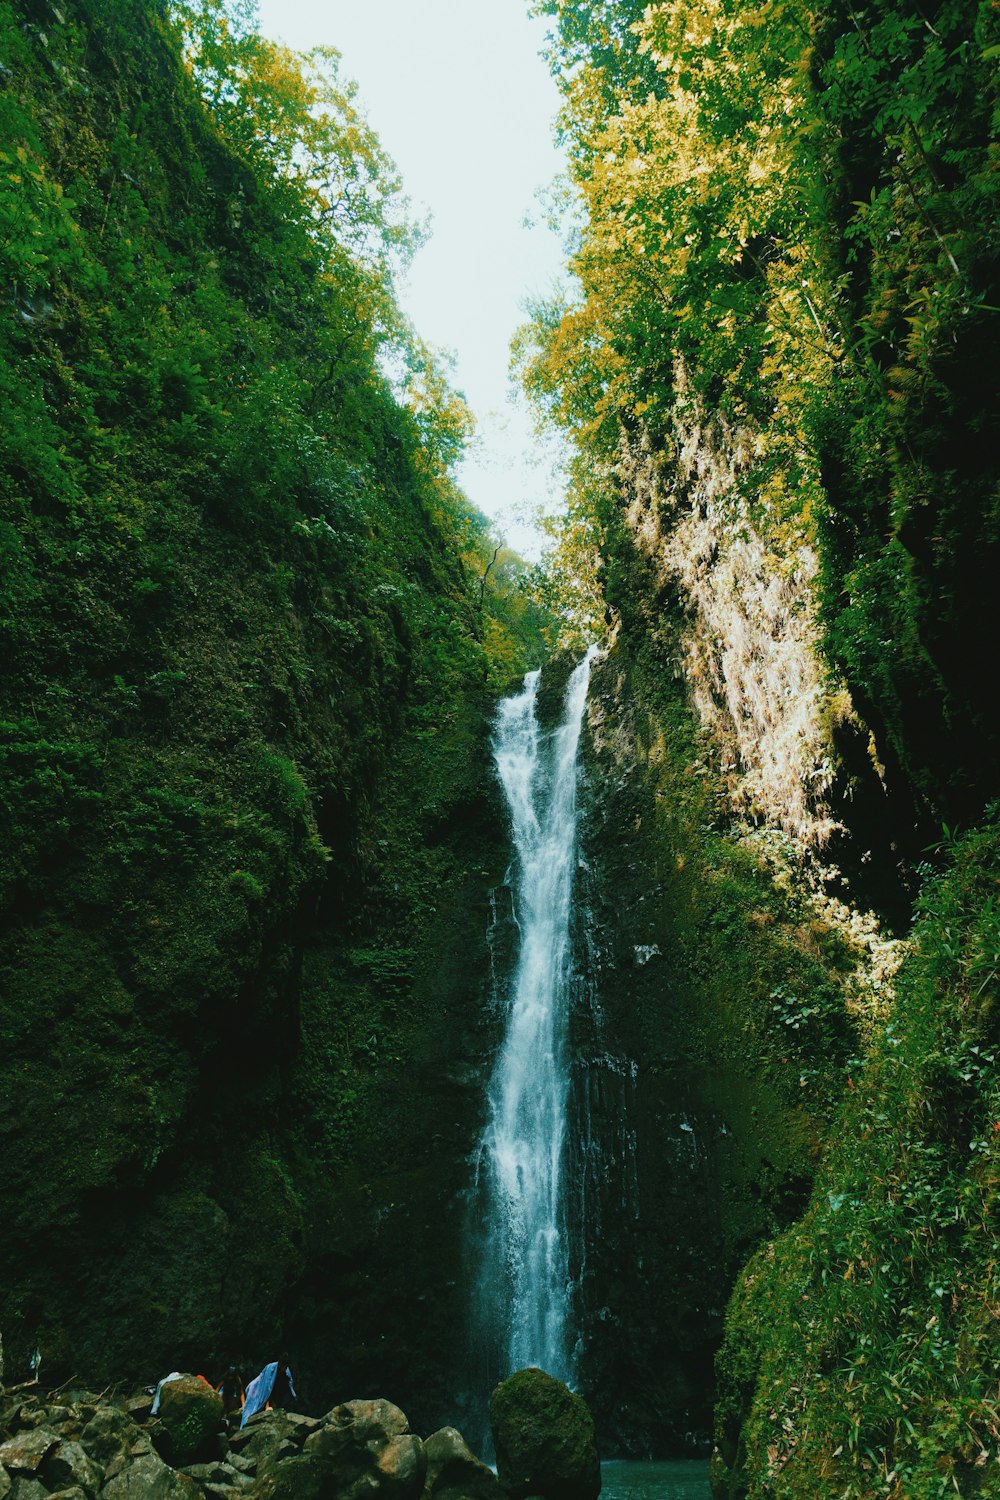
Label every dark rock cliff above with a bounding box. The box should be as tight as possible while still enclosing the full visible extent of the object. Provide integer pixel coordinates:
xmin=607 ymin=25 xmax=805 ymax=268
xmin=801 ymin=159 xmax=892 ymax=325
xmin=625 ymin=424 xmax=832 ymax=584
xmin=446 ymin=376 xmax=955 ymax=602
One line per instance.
xmin=565 ymin=637 xmax=880 ymax=1457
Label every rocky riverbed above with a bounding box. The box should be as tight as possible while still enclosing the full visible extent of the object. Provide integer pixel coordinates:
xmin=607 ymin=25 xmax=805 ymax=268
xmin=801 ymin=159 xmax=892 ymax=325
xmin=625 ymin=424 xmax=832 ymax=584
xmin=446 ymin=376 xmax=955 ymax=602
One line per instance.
xmin=0 ymin=1366 xmax=600 ymax=1500
xmin=0 ymin=1381 xmax=500 ymax=1500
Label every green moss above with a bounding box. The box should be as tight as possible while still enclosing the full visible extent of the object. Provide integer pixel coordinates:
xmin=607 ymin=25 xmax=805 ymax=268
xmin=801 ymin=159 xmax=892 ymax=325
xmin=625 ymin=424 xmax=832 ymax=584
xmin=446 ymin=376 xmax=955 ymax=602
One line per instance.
xmin=576 ymin=632 xmax=874 ymax=1450
xmin=713 ymin=811 xmax=1000 ymax=1498
xmin=0 ymin=0 xmax=504 ymax=1412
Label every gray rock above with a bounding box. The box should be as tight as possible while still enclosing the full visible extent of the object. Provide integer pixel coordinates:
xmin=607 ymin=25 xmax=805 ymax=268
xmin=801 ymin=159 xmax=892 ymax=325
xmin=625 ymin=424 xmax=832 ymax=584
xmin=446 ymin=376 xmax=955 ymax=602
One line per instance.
xmin=231 ymin=1415 xmax=300 ymax=1478
xmin=54 ymin=1421 xmax=86 ymax=1442
xmin=300 ymin=1426 xmax=351 ymax=1465
xmin=235 ymin=1428 xmax=296 ymax=1476
xmin=302 ymin=1401 xmax=423 ymax=1500
xmin=422 ymin=1428 xmax=500 ymax=1500
xmin=323 ymin=1400 xmax=410 ymax=1442
xmin=277 ymin=1414 xmax=320 ymax=1440
xmin=254 ymin=1440 xmax=298 ymax=1478
xmin=0 ymin=1467 xmax=10 ymax=1499
xmin=225 ymin=1428 xmax=256 ymax=1455
xmin=45 ymin=1490 xmax=89 ymax=1500
xmin=250 ymin=1454 xmax=334 ymax=1499
xmin=0 ymin=1428 xmax=58 ymax=1473
xmin=182 ymin=1461 xmax=252 ymax=1492
xmin=124 ymin=1397 xmax=153 ymax=1425
xmin=12 ymin=1408 xmax=47 ymax=1434
xmin=375 ymin=1435 xmax=425 ymax=1500
xmin=9 ymin=1479 xmax=48 ymax=1500
xmin=81 ymin=1408 xmax=144 ymax=1469
xmin=102 ymin=1438 xmax=155 ymax=1484
xmin=100 ymin=1449 xmax=203 ymax=1499
xmin=43 ymin=1437 xmax=102 ymax=1495
xmin=43 ymin=1408 xmax=75 ymax=1427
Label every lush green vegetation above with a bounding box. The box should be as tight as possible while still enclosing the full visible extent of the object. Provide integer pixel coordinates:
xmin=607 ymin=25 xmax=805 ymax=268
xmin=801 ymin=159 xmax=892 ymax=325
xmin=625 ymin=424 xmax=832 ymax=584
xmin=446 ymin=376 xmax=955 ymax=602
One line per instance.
xmin=3 ymin=0 xmax=998 ymax=1479
xmin=575 ymin=631 xmax=902 ymax=1451
xmin=521 ymin=0 xmax=1000 ymax=1492
xmin=523 ymin=0 xmax=999 ymax=834
xmin=0 ymin=0 xmax=550 ymax=1405
xmin=716 ymin=813 xmax=1000 ymax=1497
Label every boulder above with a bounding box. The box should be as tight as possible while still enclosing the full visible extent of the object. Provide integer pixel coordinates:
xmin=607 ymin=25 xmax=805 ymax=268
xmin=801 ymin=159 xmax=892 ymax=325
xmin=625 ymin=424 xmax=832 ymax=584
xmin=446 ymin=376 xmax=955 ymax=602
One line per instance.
xmin=489 ymin=1370 xmax=600 ymax=1500
xmin=124 ymin=1395 xmax=153 ymax=1424
xmin=9 ymin=1479 xmax=48 ymax=1500
xmin=250 ymin=1453 xmax=335 ymax=1499
xmin=422 ymin=1427 xmax=500 ymax=1500
xmin=302 ymin=1400 xmax=423 ymax=1500
xmin=100 ymin=1449 xmax=203 ymax=1499
xmin=80 ymin=1407 xmax=144 ymax=1469
xmin=231 ymin=1411 xmax=302 ymax=1476
xmin=13 ymin=1413 xmax=47 ymax=1434
xmin=0 ymin=1470 xmax=10 ymax=1500
xmin=276 ymin=1413 xmax=320 ymax=1441
xmin=42 ymin=1437 xmax=101 ymax=1494
xmin=41 ymin=1407 xmax=75 ymax=1429
xmin=157 ymin=1375 xmax=224 ymax=1466
xmin=375 ymin=1435 xmax=426 ymax=1500
xmin=323 ymin=1400 xmax=410 ymax=1442
xmin=0 ymin=1428 xmax=58 ymax=1473
xmin=182 ymin=1459 xmax=253 ymax=1490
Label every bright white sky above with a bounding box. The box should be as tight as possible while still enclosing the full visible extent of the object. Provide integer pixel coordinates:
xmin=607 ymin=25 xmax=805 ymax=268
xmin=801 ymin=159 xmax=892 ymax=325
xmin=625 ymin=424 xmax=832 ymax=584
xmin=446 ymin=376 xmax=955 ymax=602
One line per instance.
xmin=255 ymin=0 xmax=570 ymax=557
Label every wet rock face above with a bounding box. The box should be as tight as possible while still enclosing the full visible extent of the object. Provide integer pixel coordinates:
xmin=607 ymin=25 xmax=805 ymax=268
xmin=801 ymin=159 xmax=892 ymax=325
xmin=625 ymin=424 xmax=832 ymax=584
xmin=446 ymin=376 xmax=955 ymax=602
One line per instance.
xmin=567 ymin=644 xmax=855 ymax=1455
xmin=489 ymin=1369 xmax=600 ymax=1500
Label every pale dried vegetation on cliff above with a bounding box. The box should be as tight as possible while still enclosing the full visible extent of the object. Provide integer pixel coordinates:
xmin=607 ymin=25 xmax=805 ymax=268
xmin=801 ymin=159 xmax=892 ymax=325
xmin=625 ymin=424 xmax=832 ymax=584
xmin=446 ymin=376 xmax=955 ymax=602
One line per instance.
xmin=618 ymin=373 xmax=853 ymax=851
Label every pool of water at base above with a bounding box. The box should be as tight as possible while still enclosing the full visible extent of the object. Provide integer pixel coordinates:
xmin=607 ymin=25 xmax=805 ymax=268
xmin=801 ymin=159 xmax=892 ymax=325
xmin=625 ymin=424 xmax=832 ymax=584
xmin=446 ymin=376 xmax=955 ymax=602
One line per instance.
xmin=601 ymin=1459 xmax=711 ymax=1500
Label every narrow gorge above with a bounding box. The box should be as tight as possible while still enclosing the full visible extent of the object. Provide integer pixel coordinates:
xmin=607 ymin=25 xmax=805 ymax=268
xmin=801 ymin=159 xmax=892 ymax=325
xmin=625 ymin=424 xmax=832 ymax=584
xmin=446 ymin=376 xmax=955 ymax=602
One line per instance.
xmin=1 ymin=1 xmax=998 ymax=1499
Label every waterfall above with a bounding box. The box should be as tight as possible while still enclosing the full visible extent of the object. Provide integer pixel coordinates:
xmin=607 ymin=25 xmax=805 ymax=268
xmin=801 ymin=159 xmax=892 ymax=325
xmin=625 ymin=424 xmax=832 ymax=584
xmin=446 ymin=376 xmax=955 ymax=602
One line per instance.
xmin=475 ymin=648 xmax=597 ymax=1384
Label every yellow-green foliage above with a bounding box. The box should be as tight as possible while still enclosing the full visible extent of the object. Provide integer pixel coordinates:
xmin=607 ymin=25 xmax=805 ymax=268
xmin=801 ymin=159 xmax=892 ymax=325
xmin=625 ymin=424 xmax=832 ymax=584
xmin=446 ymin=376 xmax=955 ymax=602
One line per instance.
xmin=525 ymin=0 xmax=1000 ymax=834
xmin=525 ymin=0 xmax=1000 ymax=1484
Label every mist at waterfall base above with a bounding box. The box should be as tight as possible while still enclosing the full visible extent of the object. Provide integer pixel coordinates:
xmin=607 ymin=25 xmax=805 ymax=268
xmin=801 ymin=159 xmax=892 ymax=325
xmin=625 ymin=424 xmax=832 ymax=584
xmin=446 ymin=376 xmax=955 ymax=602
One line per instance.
xmin=469 ymin=650 xmax=596 ymax=1416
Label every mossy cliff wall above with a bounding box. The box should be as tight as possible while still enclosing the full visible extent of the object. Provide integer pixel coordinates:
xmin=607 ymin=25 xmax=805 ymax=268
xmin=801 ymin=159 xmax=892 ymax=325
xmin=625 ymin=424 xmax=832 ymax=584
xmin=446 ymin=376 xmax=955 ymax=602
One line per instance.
xmin=520 ymin=3 xmax=998 ymax=1485
xmin=565 ymin=634 xmax=885 ymax=1458
xmin=0 ymin=0 xmax=509 ymax=1429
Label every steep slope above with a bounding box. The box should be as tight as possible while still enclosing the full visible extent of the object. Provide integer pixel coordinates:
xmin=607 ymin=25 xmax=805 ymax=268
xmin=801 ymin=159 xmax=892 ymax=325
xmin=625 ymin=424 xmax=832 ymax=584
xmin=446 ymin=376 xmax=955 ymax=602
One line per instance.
xmin=0 ymin=0 xmax=513 ymax=1426
xmin=522 ymin=0 xmax=1000 ymax=1491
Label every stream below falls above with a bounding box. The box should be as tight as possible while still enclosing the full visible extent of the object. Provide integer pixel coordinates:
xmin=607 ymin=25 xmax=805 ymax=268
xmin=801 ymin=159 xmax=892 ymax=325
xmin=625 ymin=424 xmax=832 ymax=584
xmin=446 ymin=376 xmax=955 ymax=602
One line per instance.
xmin=601 ymin=1461 xmax=711 ymax=1500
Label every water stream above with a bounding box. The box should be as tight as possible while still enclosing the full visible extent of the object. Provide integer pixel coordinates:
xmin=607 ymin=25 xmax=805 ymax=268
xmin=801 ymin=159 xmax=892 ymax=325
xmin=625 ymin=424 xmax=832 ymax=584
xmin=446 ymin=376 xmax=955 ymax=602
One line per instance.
xmin=475 ymin=649 xmax=597 ymax=1383
xmin=600 ymin=1461 xmax=711 ymax=1500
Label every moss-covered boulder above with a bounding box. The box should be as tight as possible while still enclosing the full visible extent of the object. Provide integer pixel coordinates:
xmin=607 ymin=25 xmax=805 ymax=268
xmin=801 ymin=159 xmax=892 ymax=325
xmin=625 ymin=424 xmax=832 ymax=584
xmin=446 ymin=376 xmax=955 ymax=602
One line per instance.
xmin=489 ymin=1369 xmax=600 ymax=1500
xmin=155 ymin=1375 xmax=223 ymax=1466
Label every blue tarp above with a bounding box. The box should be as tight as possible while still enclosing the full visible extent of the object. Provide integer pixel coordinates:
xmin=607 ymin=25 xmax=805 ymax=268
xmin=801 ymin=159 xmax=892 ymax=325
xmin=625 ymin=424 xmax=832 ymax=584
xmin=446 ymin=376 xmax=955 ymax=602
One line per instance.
xmin=150 ymin=1372 xmax=183 ymax=1416
xmin=241 ymin=1362 xmax=297 ymax=1427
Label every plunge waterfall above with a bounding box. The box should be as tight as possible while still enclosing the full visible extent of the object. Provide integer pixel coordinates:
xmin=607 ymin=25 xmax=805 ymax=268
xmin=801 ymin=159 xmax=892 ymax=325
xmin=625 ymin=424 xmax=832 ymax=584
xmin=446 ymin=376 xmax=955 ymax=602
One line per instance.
xmin=475 ymin=648 xmax=597 ymax=1384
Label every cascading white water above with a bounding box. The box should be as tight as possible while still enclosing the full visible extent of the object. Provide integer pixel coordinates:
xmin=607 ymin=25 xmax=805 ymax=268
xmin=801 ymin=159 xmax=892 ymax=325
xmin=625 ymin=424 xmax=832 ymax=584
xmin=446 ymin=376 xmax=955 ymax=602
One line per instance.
xmin=476 ymin=648 xmax=597 ymax=1382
